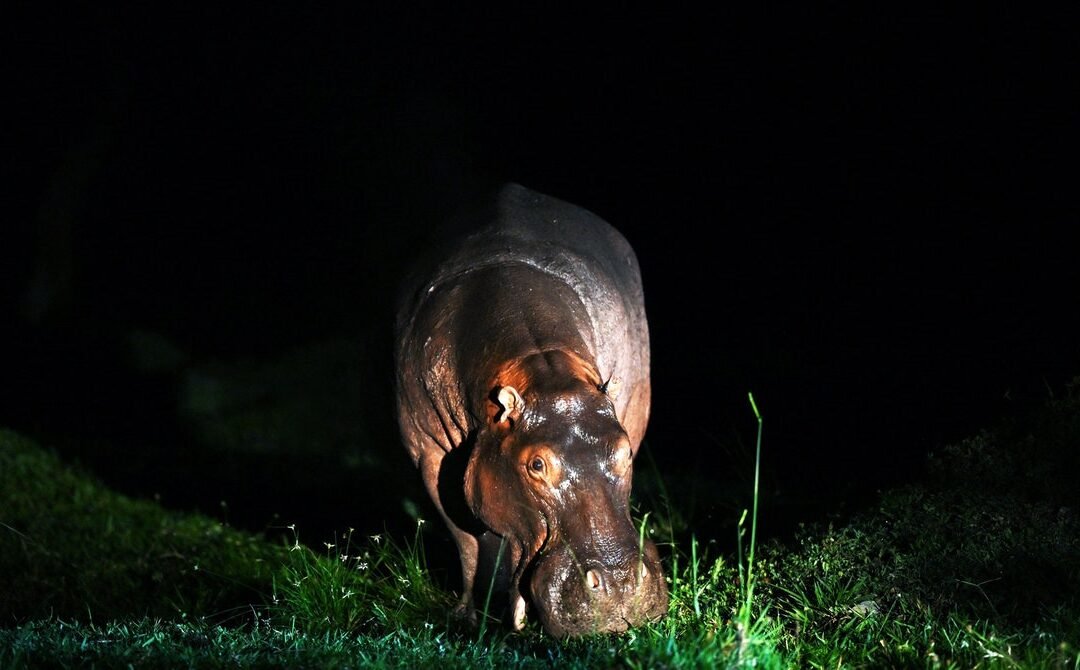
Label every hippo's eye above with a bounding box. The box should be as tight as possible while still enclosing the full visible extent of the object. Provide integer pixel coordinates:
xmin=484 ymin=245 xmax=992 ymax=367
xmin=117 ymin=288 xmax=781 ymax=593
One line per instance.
xmin=524 ymin=449 xmax=559 ymax=483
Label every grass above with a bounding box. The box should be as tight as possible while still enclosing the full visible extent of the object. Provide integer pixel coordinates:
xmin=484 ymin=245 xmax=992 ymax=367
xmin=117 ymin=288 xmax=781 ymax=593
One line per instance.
xmin=3 ymin=376 xmax=1080 ymax=668
xmin=0 ymin=429 xmax=288 ymax=625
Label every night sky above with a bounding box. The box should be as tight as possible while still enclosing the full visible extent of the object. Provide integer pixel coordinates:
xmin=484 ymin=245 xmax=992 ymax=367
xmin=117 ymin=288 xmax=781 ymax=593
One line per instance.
xmin=6 ymin=7 xmax=1079 ymax=541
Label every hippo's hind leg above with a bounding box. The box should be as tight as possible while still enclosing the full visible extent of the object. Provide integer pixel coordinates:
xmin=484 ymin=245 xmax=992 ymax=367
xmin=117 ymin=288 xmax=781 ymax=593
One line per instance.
xmin=419 ymin=450 xmax=480 ymax=622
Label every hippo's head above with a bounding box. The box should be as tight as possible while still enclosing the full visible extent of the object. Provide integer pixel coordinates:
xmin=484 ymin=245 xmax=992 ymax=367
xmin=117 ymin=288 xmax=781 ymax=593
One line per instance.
xmin=464 ymin=376 xmax=668 ymax=637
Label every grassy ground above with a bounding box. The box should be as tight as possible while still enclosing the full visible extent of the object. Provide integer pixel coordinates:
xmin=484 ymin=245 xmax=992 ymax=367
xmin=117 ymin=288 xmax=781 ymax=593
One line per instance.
xmin=3 ymin=369 xmax=1079 ymax=668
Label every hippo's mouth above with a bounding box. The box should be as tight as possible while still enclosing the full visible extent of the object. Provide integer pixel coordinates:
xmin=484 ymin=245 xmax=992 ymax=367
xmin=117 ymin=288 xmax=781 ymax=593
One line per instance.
xmin=524 ymin=540 xmax=668 ymax=637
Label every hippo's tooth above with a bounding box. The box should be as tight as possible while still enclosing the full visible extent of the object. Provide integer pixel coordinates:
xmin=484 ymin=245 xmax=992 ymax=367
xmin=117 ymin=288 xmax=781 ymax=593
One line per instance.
xmin=512 ymin=595 xmax=527 ymax=630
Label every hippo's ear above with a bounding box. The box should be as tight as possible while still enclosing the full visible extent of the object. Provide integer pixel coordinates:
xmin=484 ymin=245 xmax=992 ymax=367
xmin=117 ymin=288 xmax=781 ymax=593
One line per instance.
xmin=493 ymin=385 xmax=524 ymax=424
xmin=599 ymin=376 xmax=622 ymax=401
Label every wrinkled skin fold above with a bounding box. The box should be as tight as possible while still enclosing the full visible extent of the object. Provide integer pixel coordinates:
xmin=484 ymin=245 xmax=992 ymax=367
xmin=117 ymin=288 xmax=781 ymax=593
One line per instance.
xmin=394 ymin=183 xmax=668 ymax=636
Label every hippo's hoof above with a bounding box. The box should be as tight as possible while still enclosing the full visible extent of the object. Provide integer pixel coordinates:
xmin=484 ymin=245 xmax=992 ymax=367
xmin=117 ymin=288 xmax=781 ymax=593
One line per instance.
xmin=451 ymin=602 xmax=478 ymax=628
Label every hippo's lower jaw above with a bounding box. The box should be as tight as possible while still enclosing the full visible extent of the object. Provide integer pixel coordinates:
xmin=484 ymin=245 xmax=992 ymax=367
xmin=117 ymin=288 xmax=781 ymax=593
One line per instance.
xmin=527 ymin=543 xmax=669 ymax=637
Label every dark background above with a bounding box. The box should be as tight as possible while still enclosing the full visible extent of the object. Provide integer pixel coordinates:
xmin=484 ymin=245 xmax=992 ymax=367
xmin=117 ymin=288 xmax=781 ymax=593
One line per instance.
xmin=4 ymin=7 xmax=1078 ymax=548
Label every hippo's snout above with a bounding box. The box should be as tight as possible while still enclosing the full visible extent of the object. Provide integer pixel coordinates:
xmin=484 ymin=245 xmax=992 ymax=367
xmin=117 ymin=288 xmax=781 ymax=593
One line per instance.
xmin=529 ymin=539 xmax=668 ymax=637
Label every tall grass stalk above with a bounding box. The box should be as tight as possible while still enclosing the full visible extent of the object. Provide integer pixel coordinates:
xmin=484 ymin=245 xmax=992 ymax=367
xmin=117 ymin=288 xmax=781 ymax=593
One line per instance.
xmin=738 ymin=392 xmax=764 ymax=634
xmin=636 ymin=511 xmax=653 ymax=595
xmin=690 ymin=534 xmax=701 ymax=618
xmin=478 ymin=535 xmax=507 ymax=640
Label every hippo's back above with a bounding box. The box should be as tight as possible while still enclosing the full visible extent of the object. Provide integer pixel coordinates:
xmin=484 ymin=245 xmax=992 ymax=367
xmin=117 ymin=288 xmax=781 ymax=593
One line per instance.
xmin=394 ymin=183 xmax=651 ymax=454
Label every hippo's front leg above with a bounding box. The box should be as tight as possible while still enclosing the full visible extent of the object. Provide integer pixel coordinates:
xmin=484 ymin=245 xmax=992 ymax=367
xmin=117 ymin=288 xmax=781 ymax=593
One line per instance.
xmin=418 ymin=451 xmax=479 ymax=622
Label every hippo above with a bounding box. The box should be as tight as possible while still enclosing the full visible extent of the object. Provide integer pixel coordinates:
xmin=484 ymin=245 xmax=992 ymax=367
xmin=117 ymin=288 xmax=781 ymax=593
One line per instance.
xmin=393 ymin=183 xmax=667 ymax=637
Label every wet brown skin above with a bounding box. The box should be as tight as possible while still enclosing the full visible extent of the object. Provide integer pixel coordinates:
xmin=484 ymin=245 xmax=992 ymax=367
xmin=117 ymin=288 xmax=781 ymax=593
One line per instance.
xmin=394 ymin=184 xmax=667 ymax=636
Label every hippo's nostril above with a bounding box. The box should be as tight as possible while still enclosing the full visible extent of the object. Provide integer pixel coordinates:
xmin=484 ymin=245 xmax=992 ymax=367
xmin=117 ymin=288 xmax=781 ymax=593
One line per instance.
xmin=585 ymin=569 xmax=603 ymax=591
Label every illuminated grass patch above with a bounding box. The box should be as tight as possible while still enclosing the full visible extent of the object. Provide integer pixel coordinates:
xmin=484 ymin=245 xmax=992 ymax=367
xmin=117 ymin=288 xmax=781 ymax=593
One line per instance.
xmin=3 ymin=376 xmax=1079 ymax=667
